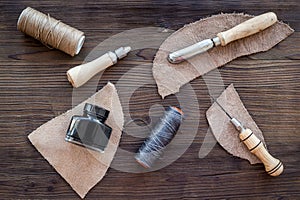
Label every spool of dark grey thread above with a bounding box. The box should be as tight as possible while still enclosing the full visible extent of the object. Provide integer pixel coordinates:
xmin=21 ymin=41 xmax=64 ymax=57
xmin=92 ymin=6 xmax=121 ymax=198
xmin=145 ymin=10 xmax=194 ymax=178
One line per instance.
xmin=135 ymin=106 xmax=184 ymax=168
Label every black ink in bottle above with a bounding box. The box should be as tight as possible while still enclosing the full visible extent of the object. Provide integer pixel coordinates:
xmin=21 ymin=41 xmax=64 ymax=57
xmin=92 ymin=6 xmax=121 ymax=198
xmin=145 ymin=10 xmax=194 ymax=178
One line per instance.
xmin=65 ymin=103 xmax=112 ymax=152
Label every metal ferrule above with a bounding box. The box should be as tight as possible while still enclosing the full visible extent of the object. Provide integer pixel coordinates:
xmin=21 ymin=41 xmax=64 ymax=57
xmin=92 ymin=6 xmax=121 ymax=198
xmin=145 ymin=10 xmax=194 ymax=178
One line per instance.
xmin=108 ymin=46 xmax=131 ymax=64
xmin=230 ymin=118 xmax=245 ymax=133
xmin=107 ymin=51 xmax=118 ymax=64
xmin=212 ymin=36 xmax=221 ymax=46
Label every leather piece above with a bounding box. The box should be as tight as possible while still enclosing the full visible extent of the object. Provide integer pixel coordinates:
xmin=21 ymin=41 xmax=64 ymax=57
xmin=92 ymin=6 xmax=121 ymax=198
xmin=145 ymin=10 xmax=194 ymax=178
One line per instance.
xmin=206 ymin=84 xmax=265 ymax=164
xmin=153 ymin=13 xmax=294 ymax=98
xmin=28 ymin=82 xmax=124 ymax=198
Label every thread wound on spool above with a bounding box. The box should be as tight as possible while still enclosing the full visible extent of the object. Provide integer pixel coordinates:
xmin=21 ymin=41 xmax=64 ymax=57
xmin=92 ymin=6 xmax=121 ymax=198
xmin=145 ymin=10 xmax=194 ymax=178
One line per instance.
xmin=17 ymin=7 xmax=85 ymax=56
xmin=135 ymin=106 xmax=183 ymax=168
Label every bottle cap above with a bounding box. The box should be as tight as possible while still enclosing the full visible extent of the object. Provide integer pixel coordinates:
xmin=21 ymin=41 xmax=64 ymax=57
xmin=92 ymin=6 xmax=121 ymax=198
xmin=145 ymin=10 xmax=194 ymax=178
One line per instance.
xmin=84 ymin=103 xmax=110 ymax=121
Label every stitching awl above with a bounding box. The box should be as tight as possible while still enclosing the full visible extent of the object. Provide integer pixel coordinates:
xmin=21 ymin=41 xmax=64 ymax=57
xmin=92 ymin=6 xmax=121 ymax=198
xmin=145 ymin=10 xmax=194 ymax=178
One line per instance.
xmin=210 ymin=95 xmax=284 ymax=176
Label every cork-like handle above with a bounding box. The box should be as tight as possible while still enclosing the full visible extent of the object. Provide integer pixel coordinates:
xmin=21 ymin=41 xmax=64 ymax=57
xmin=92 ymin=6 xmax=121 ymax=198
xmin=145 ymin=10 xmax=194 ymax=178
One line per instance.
xmin=67 ymin=53 xmax=114 ymax=88
xmin=217 ymin=12 xmax=277 ymax=46
xmin=239 ymin=129 xmax=283 ymax=176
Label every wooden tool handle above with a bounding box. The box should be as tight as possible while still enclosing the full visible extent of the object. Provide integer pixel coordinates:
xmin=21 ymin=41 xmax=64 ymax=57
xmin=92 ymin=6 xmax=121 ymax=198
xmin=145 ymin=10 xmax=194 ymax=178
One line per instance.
xmin=217 ymin=12 xmax=277 ymax=46
xmin=239 ymin=128 xmax=283 ymax=176
xmin=67 ymin=53 xmax=114 ymax=88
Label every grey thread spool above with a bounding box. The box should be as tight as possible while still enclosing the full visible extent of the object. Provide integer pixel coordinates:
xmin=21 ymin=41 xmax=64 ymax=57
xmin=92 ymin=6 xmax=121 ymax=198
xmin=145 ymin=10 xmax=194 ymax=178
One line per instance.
xmin=135 ymin=106 xmax=183 ymax=168
xmin=17 ymin=7 xmax=85 ymax=56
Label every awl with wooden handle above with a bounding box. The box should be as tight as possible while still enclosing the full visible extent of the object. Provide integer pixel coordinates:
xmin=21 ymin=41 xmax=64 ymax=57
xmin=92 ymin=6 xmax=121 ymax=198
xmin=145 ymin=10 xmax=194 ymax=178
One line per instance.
xmin=213 ymin=98 xmax=284 ymax=176
xmin=67 ymin=46 xmax=131 ymax=88
xmin=168 ymin=12 xmax=277 ymax=63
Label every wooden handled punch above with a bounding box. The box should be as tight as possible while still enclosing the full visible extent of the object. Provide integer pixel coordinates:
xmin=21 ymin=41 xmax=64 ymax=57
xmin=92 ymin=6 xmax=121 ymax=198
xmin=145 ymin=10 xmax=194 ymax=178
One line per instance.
xmin=168 ymin=12 xmax=277 ymax=63
xmin=67 ymin=46 xmax=131 ymax=88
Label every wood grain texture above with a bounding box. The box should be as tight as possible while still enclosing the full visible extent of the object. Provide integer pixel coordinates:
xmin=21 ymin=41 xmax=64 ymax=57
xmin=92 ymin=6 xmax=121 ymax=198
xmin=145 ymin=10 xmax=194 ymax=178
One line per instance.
xmin=0 ymin=0 xmax=299 ymax=199
xmin=239 ymin=128 xmax=284 ymax=176
xmin=217 ymin=12 xmax=277 ymax=45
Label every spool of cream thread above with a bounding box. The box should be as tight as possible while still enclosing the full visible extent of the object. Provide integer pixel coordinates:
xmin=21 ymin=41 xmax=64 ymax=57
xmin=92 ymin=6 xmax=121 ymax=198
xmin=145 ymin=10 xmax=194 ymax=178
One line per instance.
xmin=17 ymin=7 xmax=85 ymax=56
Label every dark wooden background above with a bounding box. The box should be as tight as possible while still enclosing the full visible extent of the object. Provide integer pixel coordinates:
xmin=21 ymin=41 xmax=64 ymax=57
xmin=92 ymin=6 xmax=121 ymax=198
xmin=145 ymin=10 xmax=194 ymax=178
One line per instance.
xmin=0 ymin=0 xmax=299 ymax=199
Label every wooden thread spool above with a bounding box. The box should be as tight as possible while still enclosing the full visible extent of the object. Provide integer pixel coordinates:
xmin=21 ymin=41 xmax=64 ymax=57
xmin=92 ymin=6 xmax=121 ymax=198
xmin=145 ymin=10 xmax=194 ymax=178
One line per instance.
xmin=17 ymin=7 xmax=85 ymax=56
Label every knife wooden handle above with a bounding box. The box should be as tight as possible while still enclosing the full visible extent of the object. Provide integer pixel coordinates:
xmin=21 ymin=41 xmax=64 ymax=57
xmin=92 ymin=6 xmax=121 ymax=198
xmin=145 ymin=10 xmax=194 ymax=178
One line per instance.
xmin=239 ymin=128 xmax=283 ymax=176
xmin=217 ymin=12 xmax=277 ymax=46
xmin=67 ymin=53 xmax=114 ymax=88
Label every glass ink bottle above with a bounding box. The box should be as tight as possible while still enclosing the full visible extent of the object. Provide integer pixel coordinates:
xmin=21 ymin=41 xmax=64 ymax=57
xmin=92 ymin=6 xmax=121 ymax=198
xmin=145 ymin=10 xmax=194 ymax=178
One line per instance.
xmin=65 ymin=103 xmax=112 ymax=152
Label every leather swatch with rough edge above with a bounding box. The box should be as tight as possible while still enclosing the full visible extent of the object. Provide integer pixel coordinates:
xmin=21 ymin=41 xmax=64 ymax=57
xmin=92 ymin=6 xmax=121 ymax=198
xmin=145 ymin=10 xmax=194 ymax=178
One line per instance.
xmin=153 ymin=13 xmax=294 ymax=98
xmin=28 ymin=82 xmax=124 ymax=198
xmin=206 ymin=84 xmax=266 ymax=164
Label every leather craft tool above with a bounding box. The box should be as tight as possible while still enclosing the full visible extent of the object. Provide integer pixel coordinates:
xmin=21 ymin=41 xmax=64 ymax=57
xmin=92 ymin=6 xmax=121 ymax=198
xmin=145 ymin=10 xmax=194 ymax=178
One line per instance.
xmin=67 ymin=46 xmax=131 ymax=88
xmin=168 ymin=12 xmax=277 ymax=63
xmin=212 ymin=97 xmax=284 ymax=176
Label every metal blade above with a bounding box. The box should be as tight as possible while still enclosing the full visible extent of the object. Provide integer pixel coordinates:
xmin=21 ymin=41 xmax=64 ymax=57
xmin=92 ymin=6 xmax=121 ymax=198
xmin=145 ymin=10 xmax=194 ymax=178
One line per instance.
xmin=210 ymin=95 xmax=246 ymax=132
xmin=209 ymin=95 xmax=233 ymax=119
xmin=168 ymin=39 xmax=214 ymax=63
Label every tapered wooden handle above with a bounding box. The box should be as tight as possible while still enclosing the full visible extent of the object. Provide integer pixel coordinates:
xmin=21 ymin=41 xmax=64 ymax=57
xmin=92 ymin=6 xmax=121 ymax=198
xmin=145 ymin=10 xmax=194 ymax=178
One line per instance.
xmin=217 ymin=12 xmax=277 ymax=46
xmin=239 ymin=128 xmax=283 ymax=176
xmin=67 ymin=53 xmax=114 ymax=88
